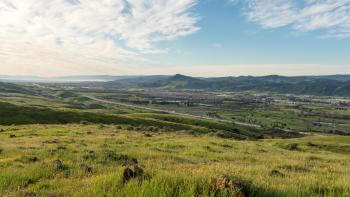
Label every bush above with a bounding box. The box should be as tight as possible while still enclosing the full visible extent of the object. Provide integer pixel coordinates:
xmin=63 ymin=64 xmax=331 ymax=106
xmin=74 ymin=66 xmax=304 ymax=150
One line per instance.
xmin=284 ymin=143 xmax=300 ymax=151
xmin=80 ymin=120 xmax=89 ymax=125
xmin=215 ymin=131 xmax=245 ymax=140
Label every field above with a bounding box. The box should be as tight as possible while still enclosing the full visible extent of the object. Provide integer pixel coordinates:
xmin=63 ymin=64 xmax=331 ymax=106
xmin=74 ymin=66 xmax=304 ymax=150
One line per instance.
xmin=75 ymin=89 xmax=350 ymax=135
xmin=0 ymin=85 xmax=350 ymax=196
xmin=1 ymin=124 xmax=350 ymax=196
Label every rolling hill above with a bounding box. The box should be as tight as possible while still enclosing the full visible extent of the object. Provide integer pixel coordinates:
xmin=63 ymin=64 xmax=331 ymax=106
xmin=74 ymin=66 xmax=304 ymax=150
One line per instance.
xmin=113 ymin=74 xmax=350 ymax=96
xmin=0 ymin=82 xmax=36 ymax=95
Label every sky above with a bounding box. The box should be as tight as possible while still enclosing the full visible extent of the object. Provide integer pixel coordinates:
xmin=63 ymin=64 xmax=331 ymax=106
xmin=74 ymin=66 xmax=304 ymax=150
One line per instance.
xmin=1 ymin=0 xmax=350 ymax=77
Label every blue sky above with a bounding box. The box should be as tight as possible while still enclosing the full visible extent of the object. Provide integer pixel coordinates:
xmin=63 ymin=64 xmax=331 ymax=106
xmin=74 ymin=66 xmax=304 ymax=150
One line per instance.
xmin=154 ymin=0 xmax=350 ymax=65
xmin=1 ymin=0 xmax=350 ymax=76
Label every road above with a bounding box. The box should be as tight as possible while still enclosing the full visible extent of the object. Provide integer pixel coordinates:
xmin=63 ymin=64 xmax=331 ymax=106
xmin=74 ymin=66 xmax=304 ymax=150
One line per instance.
xmin=85 ymin=95 xmax=313 ymax=137
xmin=84 ymin=95 xmax=262 ymax=128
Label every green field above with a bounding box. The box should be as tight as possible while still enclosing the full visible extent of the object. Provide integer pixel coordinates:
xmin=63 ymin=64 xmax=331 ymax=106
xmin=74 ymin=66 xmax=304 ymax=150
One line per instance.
xmin=0 ymin=124 xmax=349 ymax=196
xmin=0 ymin=89 xmax=350 ymax=196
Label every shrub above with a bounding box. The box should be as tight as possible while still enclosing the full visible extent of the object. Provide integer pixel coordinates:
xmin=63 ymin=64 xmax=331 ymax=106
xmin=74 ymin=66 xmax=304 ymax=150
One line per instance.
xmin=80 ymin=120 xmax=89 ymax=125
xmin=284 ymin=143 xmax=300 ymax=151
xmin=215 ymin=131 xmax=245 ymax=140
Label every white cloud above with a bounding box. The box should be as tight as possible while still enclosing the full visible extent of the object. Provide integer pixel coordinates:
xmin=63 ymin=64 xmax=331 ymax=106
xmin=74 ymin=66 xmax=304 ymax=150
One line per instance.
xmin=245 ymin=0 xmax=350 ymax=38
xmin=0 ymin=0 xmax=199 ymax=75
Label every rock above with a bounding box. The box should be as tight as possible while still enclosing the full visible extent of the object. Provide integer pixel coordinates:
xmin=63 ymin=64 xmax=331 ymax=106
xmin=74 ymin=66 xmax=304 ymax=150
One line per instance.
xmin=122 ymin=165 xmax=146 ymax=183
xmin=123 ymin=168 xmax=135 ymax=183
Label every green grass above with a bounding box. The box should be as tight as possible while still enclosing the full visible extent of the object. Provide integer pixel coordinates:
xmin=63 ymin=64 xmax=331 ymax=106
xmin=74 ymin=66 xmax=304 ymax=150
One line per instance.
xmin=0 ymin=91 xmax=349 ymax=196
xmin=0 ymin=100 xmax=260 ymax=139
xmin=0 ymin=124 xmax=349 ymax=196
xmin=218 ymin=103 xmax=350 ymax=133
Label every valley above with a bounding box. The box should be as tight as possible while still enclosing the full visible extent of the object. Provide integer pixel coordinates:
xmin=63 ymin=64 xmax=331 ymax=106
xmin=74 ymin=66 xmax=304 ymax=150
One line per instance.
xmin=1 ymin=78 xmax=350 ymax=196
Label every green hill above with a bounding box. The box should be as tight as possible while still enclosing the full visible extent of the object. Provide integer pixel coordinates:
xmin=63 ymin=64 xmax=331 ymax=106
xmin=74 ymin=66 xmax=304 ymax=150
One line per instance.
xmin=0 ymin=82 xmax=36 ymax=95
xmin=131 ymin=74 xmax=350 ymax=96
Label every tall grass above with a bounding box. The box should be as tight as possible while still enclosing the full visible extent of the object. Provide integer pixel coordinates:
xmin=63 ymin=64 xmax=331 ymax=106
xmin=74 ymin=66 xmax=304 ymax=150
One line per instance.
xmin=0 ymin=124 xmax=349 ymax=196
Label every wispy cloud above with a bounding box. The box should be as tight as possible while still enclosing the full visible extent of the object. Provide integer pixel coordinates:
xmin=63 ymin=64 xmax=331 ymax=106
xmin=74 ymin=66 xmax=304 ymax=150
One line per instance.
xmin=0 ymin=0 xmax=199 ymax=75
xmin=244 ymin=0 xmax=350 ymax=38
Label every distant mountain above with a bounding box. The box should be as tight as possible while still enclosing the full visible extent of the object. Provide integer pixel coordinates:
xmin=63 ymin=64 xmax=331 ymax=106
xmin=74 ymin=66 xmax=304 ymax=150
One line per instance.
xmin=0 ymin=75 xmax=138 ymax=82
xmin=142 ymin=74 xmax=210 ymax=89
xmin=121 ymin=74 xmax=350 ymax=96
xmin=2 ymin=74 xmax=349 ymax=83
xmin=112 ymin=75 xmax=170 ymax=85
xmin=309 ymin=75 xmax=350 ymax=81
xmin=2 ymin=74 xmax=350 ymax=96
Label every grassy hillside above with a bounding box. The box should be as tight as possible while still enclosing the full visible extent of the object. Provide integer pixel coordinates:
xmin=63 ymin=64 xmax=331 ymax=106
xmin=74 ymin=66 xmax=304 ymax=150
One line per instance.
xmin=0 ymin=101 xmax=260 ymax=139
xmin=1 ymin=86 xmax=349 ymax=196
xmin=0 ymin=82 xmax=36 ymax=95
xmin=0 ymin=124 xmax=349 ymax=196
